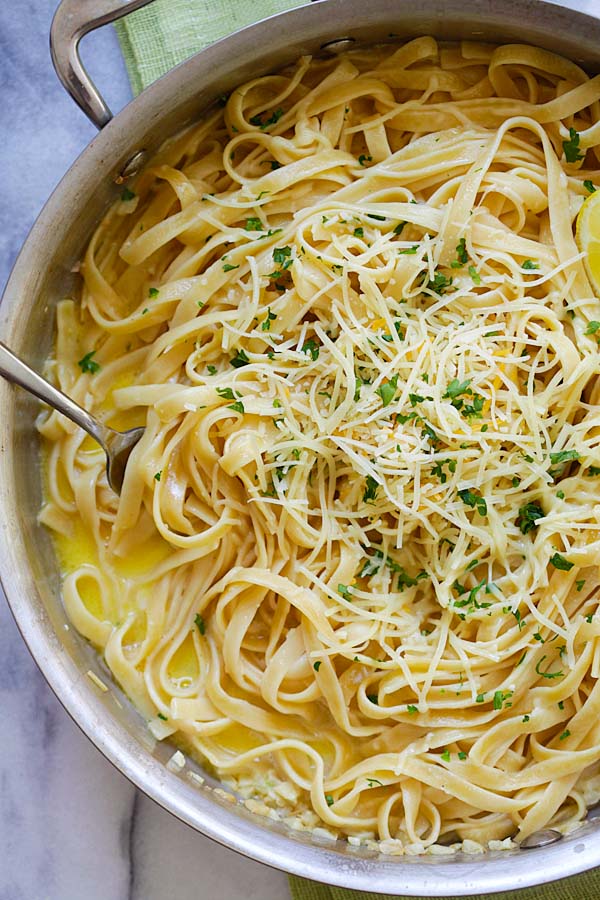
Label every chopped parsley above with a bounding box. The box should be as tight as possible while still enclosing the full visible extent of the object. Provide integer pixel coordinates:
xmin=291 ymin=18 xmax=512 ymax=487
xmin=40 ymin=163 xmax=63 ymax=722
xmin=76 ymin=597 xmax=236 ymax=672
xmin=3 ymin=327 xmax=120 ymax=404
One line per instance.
xmin=586 ymin=321 xmax=600 ymax=335
xmin=77 ymin=351 xmax=100 ymax=374
xmin=366 ymin=778 xmax=383 ymax=788
xmin=353 ymin=227 xmax=364 ymax=238
xmin=120 ymin=187 xmax=135 ymax=201
xmin=549 ymin=552 xmax=574 ymax=571
xmin=376 ymin=374 xmax=398 ymax=407
xmin=227 ymin=400 xmax=245 ymax=414
xmin=563 ymin=126 xmax=584 ymax=163
xmin=559 ymin=729 xmax=571 ymax=741
xmin=576 ymin=579 xmax=586 ymax=592
xmin=584 ymin=180 xmax=596 ymax=194
xmin=337 ymin=583 xmax=353 ymax=600
xmin=522 ymin=259 xmax=539 ymax=270
xmin=441 ymin=749 xmax=451 ymax=762
xmin=458 ymin=488 xmax=487 ymax=516
xmin=157 ymin=713 xmax=168 ymax=721
xmin=194 ymin=614 xmax=206 ymax=635
xmin=313 ymin=661 xmax=321 ymax=672
xmin=468 ymin=265 xmax=481 ymax=285
xmin=535 ymin=655 xmax=564 ymax=679
xmin=363 ymin=475 xmax=379 ymax=503
xmin=148 ymin=287 xmax=159 ymax=298
xmin=407 ymin=704 xmax=418 ymax=715
xmin=301 ymin=339 xmax=320 ymax=361
xmin=154 ymin=471 xmax=161 ymax=482
xmin=261 ymin=308 xmax=277 ymax=331
xmin=325 ymin=794 xmax=334 ymax=806
xmin=216 ymin=387 xmax=237 ymax=400
xmin=493 ymin=690 xmax=513 ymax=710
xmin=549 ymin=449 xmax=579 ymax=465
xmin=250 ymin=107 xmax=284 ymax=130
xmin=517 ymin=501 xmax=545 ymax=535
xmin=358 ymin=154 xmax=373 ymax=166
xmin=244 ymin=217 xmax=263 ymax=231
xmin=230 ymin=349 xmax=250 ymax=368
xmin=431 ymin=458 xmax=457 ymax=484
xmin=223 ymin=263 xmax=239 ymax=272
xmin=398 ymin=245 xmax=419 ymax=254
xmin=423 ymin=270 xmax=453 ymax=294
xmin=452 ymin=237 xmax=468 ymax=267
xmin=393 ymin=222 xmax=406 ymax=235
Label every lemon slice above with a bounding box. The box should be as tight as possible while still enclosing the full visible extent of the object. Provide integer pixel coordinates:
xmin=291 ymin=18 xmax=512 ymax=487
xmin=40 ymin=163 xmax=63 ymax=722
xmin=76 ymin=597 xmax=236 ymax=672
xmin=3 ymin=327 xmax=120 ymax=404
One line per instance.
xmin=576 ymin=189 xmax=600 ymax=295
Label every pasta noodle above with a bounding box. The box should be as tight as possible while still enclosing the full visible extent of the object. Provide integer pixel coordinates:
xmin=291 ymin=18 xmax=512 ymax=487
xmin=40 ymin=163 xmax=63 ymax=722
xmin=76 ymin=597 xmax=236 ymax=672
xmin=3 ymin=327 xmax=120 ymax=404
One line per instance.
xmin=39 ymin=37 xmax=600 ymax=850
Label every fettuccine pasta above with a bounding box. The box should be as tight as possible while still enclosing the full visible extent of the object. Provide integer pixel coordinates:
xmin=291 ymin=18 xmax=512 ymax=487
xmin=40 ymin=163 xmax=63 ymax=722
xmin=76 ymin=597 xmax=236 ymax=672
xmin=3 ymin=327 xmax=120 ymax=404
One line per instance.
xmin=39 ymin=37 xmax=600 ymax=851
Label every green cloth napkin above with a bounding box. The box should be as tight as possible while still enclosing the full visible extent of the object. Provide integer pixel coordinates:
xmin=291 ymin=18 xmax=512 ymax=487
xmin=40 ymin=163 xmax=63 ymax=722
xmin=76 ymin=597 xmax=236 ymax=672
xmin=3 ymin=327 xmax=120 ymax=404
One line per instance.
xmin=115 ymin=3 xmax=600 ymax=897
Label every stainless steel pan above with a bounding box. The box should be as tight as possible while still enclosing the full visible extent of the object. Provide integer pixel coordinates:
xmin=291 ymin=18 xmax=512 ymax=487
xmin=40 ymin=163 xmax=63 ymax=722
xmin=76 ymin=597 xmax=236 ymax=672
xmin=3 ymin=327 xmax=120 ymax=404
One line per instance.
xmin=2 ymin=0 xmax=600 ymax=893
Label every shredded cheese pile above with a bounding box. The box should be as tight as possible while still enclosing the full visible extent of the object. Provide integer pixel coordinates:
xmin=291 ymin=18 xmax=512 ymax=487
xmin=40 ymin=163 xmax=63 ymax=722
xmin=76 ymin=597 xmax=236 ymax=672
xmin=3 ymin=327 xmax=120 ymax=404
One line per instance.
xmin=40 ymin=37 xmax=600 ymax=849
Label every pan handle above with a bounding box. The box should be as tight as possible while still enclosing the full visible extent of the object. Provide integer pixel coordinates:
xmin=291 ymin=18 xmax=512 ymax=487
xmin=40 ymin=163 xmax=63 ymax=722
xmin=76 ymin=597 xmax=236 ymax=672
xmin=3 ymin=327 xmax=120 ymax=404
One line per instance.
xmin=50 ymin=0 xmax=155 ymax=130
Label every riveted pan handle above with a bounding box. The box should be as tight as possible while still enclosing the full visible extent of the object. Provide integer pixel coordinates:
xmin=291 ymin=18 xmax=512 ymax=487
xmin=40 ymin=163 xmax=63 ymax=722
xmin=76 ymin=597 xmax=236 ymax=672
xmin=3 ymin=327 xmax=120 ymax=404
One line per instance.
xmin=50 ymin=0 xmax=155 ymax=130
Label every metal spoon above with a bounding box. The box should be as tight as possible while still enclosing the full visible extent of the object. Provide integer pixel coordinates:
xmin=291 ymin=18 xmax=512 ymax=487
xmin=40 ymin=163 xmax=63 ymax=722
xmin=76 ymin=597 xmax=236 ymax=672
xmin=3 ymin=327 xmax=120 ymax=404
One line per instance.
xmin=0 ymin=341 xmax=143 ymax=493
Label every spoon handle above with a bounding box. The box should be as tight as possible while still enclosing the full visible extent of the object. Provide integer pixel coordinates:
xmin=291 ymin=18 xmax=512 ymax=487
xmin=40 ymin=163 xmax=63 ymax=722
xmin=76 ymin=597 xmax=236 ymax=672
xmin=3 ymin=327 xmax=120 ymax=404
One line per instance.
xmin=0 ymin=341 xmax=108 ymax=449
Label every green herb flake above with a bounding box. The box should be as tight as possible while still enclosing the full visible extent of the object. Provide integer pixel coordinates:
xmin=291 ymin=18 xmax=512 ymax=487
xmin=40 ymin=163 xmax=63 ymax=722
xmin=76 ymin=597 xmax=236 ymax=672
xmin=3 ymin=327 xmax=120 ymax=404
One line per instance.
xmin=523 ymin=714 xmax=530 ymax=723
xmin=454 ymin=237 xmax=468 ymax=265
xmin=468 ymin=265 xmax=481 ymax=285
xmin=363 ymin=475 xmax=379 ymax=503
xmin=154 ymin=471 xmax=162 ymax=482
xmin=586 ymin=321 xmax=600 ymax=335
xmin=458 ymin=488 xmax=487 ymax=517
xmin=230 ymin=349 xmax=250 ymax=368
xmin=313 ymin=661 xmax=321 ymax=672
xmin=157 ymin=713 xmax=168 ymax=721
xmin=301 ymin=339 xmax=320 ymax=361
xmin=550 ymin=449 xmax=580 ymax=465
xmin=398 ymin=245 xmax=419 ymax=255
xmin=563 ymin=126 xmax=584 ymax=163
xmin=227 ymin=400 xmax=245 ymax=414
xmin=407 ymin=704 xmax=418 ymax=715
xmin=517 ymin=501 xmax=545 ymax=535
xmin=576 ymin=579 xmax=586 ymax=592
xmin=393 ymin=222 xmax=406 ymax=235
xmin=441 ymin=749 xmax=451 ymax=762
xmin=559 ymin=729 xmax=571 ymax=741
xmin=120 ymin=188 xmax=135 ymax=202
xmin=535 ymin=655 xmax=564 ymax=679
xmin=458 ymin=751 xmax=467 ymax=760
xmin=148 ymin=287 xmax=159 ymax=298
xmin=358 ymin=154 xmax=373 ymax=166
xmin=325 ymin=794 xmax=334 ymax=806
xmin=353 ymin=227 xmax=364 ymax=238
xmin=261 ymin=308 xmax=277 ymax=331
xmin=245 ymin=217 xmax=263 ymax=231
xmin=77 ymin=351 xmax=100 ymax=374
xmin=250 ymin=107 xmax=284 ymax=130
xmin=223 ymin=263 xmax=239 ymax=272
xmin=376 ymin=374 xmax=399 ymax=407
xmin=522 ymin=259 xmax=539 ymax=270
xmin=366 ymin=778 xmax=383 ymax=788
xmin=584 ymin=179 xmax=596 ymax=194
xmin=194 ymin=613 xmax=206 ymax=635
xmin=549 ymin=552 xmax=574 ymax=571
xmin=337 ymin=583 xmax=353 ymax=600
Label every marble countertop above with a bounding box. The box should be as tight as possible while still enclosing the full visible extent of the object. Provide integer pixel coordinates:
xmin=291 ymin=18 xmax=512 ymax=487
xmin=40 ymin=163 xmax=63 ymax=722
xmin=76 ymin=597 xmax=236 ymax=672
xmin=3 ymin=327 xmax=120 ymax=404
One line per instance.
xmin=0 ymin=5 xmax=287 ymax=899
xmin=1 ymin=2 xmax=599 ymax=899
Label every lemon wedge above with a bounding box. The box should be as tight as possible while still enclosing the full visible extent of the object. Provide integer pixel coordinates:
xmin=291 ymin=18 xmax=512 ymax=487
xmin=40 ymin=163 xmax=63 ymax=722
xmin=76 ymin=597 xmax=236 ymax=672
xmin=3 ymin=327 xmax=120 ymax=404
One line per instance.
xmin=576 ymin=189 xmax=600 ymax=295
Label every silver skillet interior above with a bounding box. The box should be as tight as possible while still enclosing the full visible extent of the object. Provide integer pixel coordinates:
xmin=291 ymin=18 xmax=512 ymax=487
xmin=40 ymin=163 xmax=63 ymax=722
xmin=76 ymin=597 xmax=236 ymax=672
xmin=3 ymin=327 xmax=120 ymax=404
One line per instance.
xmin=2 ymin=0 xmax=600 ymax=894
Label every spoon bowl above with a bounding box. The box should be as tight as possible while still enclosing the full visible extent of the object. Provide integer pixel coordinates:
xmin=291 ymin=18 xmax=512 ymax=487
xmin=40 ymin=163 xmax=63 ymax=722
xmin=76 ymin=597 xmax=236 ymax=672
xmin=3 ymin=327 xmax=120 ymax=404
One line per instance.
xmin=0 ymin=341 xmax=143 ymax=493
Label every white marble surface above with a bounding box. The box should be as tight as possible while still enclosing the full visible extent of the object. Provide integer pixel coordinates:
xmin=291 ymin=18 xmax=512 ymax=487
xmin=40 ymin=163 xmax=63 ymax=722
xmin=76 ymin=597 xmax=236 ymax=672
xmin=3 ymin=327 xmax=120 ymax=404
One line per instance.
xmin=0 ymin=4 xmax=289 ymax=899
xmin=2 ymin=2 xmax=600 ymax=899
